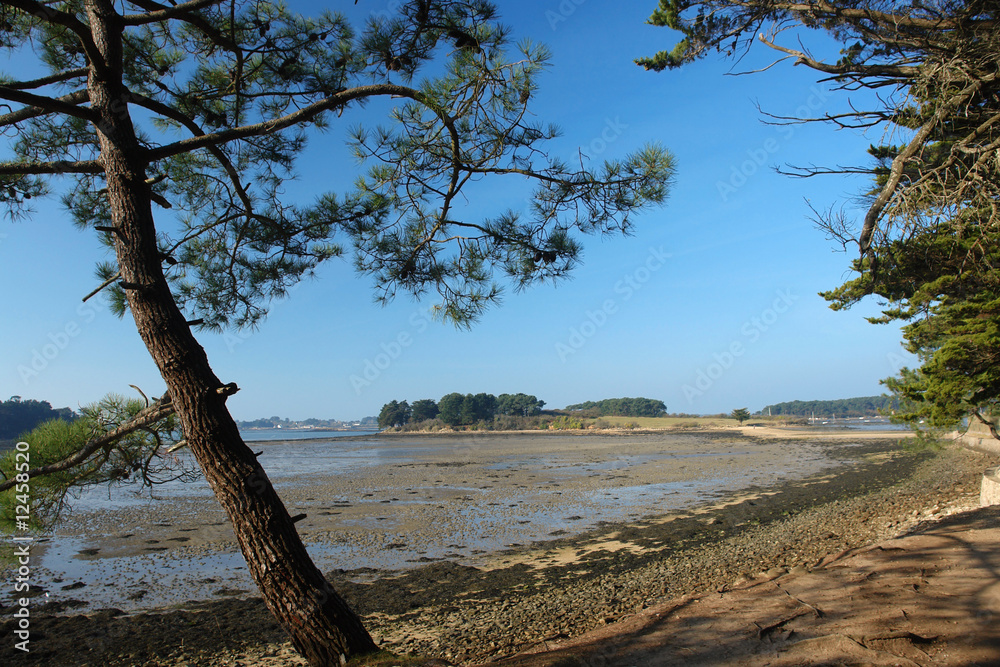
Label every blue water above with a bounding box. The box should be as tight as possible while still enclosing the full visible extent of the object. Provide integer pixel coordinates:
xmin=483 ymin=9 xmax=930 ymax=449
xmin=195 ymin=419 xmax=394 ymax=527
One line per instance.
xmin=811 ymin=420 xmax=909 ymax=431
xmin=66 ymin=434 xmax=392 ymax=511
xmin=239 ymin=428 xmax=380 ymax=442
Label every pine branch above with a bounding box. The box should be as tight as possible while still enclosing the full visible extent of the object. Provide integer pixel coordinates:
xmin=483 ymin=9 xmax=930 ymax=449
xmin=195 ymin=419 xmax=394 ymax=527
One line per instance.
xmin=3 ymin=0 xmax=103 ymax=71
xmin=146 ymin=84 xmax=430 ymax=162
xmin=0 ymin=396 xmax=176 ymax=492
xmin=126 ymin=0 xmax=238 ymax=51
xmin=128 ymin=92 xmax=256 ymax=214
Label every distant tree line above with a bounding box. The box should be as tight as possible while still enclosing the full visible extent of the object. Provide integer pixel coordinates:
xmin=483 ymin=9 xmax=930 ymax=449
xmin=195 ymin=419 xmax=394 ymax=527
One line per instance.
xmin=0 ymin=397 xmax=77 ymax=440
xmin=236 ymin=416 xmax=378 ymax=429
xmin=378 ymin=393 xmax=545 ymax=428
xmin=565 ymin=397 xmax=667 ymax=418
xmin=238 ymin=417 xmax=293 ymax=429
xmin=761 ymin=396 xmax=900 ymax=419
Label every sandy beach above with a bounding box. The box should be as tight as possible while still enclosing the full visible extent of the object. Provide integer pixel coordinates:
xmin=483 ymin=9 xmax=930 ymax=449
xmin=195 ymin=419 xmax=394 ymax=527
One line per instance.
xmin=3 ymin=427 xmax=992 ymax=666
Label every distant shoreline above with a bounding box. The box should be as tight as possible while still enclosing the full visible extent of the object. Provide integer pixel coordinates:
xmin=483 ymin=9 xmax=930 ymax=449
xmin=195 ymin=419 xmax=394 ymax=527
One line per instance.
xmin=243 ymin=423 xmax=912 ymax=445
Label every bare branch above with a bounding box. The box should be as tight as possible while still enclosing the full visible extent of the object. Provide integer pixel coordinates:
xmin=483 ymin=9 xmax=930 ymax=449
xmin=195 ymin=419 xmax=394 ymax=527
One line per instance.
xmin=5 ymin=68 xmax=89 ymax=91
xmin=769 ymin=1 xmax=989 ymax=31
xmin=122 ymin=0 xmax=222 ymax=26
xmin=778 ymin=163 xmax=874 ymax=178
xmin=0 ymin=85 xmax=97 ymax=124
xmin=0 ymin=159 xmax=104 ymax=175
xmin=0 ymin=89 xmax=89 ymax=128
xmin=974 ymin=410 xmax=1000 ymax=441
xmin=757 ymin=33 xmax=920 ymax=80
xmin=860 ymin=71 xmax=1000 ymax=252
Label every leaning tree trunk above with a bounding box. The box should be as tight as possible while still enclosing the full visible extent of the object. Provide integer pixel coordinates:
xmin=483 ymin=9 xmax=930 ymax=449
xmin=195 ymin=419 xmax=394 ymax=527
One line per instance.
xmin=83 ymin=2 xmax=377 ymax=664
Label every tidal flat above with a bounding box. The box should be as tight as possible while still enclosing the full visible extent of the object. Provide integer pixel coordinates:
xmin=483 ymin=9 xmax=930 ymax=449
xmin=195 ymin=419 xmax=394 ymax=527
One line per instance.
xmin=7 ymin=427 xmax=973 ymax=667
xmin=8 ymin=430 xmax=887 ymax=612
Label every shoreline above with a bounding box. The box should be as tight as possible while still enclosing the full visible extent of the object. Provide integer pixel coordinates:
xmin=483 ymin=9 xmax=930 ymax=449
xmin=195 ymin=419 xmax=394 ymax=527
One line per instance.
xmin=246 ymin=424 xmax=912 ymax=445
xmin=2 ymin=433 xmax=982 ymax=666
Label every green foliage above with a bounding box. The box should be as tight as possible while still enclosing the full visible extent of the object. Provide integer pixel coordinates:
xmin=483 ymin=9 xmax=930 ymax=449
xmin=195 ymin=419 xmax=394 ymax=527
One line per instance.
xmin=829 ymin=232 xmax=1000 ymax=432
xmin=437 ymin=392 xmax=466 ymax=426
xmin=391 ymin=391 xmax=543 ymax=427
xmin=1 ymin=0 xmax=675 ymax=331
xmin=409 ymin=399 xmax=440 ymax=423
xmin=439 ymin=392 xmax=497 ymax=426
xmin=460 ymin=393 xmax=497 ymax=424
xmin=548 ymin=415 xmax=584 ymax=430
xmin=641 ymin=1 xmax=1000 ymax=439
xmin=377 ymin=400 xmax=411 ymax=428
xmin=762 ymin=396 xmax=899 ymax=419
xmin=565 ymin=397 xmax=666 ymax=418
xmin=0 ymin=394 xmax=190 ymax=532
xmin=730 ymin=407 xmax=750 ymax=425
xmin=496 ymin=393 xmax=545 ymax=417
xmin=0 ymin=397 xmax=76 ymax=440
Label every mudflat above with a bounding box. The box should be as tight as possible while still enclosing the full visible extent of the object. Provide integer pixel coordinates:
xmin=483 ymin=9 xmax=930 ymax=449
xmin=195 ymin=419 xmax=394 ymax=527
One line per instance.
xmin=4 ymin=427 xmax=990 ymax=667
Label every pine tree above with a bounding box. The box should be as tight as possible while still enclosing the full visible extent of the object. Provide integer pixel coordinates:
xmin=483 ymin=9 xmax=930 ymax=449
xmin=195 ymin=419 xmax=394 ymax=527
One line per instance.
xmin=0 ymin=1 xmax=674 ymax=663
xmin=641 ymin=0 xmax=1000 ymax=438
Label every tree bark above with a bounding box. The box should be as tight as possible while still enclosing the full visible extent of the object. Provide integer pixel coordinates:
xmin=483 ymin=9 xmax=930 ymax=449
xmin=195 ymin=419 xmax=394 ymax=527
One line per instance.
xmin=82 ymin=1 xmax=377 ymax=663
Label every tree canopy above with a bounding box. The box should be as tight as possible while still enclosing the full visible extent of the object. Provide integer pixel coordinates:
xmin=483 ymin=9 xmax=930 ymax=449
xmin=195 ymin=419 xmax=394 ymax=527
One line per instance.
xmin=381 ymin=391 xmax=544 ymax=427
xmin=761 ymin=395 xmax=900 ymax=419
xmin=730 ymin=407 xmax=750 ymax=425
xmin=0 ymin=397 xmax=76 ymax=440
xmin=497 ymin=392 xmax=545 ymax=417
xmin=565 ymin=397 xmax=666 ymax=418
xmin=642 ymin=0 xmax=1000 ymax=435
xmin=436 ymin=392 xmax=500 ymax=425
xmin=2 ymin=0 xmax=674 ymax=330
xmin=409 ymin=398 xmax=440 ymax=422
xmin=377 ymin=399 xmax=411 ymax=428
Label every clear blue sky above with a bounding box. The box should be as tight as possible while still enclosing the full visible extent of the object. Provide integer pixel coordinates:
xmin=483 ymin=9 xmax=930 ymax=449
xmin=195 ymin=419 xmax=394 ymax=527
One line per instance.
xmin=1 ymin=0 xmax=913 ymax=421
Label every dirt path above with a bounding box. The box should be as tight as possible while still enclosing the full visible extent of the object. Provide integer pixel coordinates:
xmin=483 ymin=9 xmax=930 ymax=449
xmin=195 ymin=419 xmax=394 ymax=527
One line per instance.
xmin=494 ymin=503 xmax=1000 ymax=666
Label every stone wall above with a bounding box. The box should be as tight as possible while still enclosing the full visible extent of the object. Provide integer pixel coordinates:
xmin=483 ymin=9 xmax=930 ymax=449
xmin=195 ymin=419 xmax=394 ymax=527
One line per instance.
xmin=956 ymin=419 xmax=1000 ymax=456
